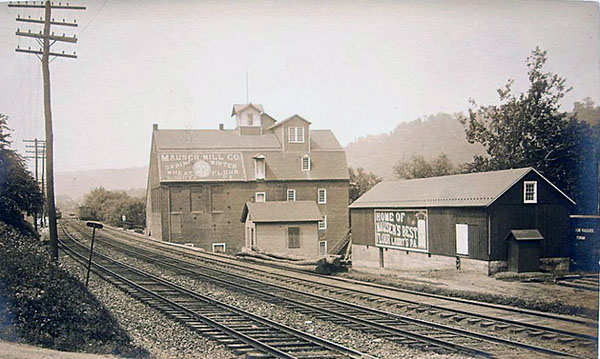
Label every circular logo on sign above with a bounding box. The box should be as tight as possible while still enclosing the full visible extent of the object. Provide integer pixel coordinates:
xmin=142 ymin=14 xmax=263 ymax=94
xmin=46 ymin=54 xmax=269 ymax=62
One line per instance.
xmin=193 ymin=160 xmax=211 ymax=178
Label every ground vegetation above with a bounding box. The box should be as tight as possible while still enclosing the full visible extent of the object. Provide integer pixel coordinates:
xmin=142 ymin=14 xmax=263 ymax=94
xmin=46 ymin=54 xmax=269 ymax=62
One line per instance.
xmin=0 ymin=221 xmax=146 ymax=357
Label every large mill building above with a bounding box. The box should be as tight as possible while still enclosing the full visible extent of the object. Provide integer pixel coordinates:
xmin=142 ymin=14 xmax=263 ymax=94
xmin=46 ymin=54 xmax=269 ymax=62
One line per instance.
xmin=145 ymin=104 xmax=349 ymax=255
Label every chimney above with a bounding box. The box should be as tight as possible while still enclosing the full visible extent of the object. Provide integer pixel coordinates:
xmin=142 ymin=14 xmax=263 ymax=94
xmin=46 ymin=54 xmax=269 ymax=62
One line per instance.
xmin=152 ymin=124 xmax=158 ymax=131
xmin=219 ymin=123 xmax=224 ymax=130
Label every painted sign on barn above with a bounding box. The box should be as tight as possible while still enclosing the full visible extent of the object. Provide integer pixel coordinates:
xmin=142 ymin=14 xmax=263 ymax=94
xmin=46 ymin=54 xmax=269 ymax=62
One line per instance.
xmin=374 ymin=209 xmax=428 ymax=251
xmin=158 ymin=151 xmax=246 ymax=181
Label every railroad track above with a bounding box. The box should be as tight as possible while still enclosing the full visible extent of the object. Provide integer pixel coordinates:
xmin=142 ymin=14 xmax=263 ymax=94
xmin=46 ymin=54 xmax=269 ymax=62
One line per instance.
xmin=556 ymin=275 xmax=599 ymax=292
xmin=58 ymin=227 xmax=379 ymax=359
xmin=64 ymin=222 xmax=595 ymax=359
xmin=85 ymin=223 xmax=597 ymax=339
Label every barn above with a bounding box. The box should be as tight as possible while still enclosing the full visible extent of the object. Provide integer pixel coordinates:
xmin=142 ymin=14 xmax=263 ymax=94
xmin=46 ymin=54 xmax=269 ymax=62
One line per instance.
xmin=349 ymin=167 xmax=575 ymax=274
xmin=145 ymin=104 xmax=349 ymax=255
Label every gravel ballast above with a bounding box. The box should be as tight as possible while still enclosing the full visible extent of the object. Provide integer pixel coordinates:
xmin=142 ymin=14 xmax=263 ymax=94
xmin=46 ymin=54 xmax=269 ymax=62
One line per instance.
xmin=60 ymin=252 xmax=237 ymax=359
xmin=74 ymin=236 xmax=475 ymax=359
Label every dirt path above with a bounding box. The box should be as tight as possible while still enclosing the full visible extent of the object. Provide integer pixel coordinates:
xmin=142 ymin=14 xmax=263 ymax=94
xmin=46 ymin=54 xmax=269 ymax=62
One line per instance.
xmin=341 ymin=268 xmax=599 ymax=315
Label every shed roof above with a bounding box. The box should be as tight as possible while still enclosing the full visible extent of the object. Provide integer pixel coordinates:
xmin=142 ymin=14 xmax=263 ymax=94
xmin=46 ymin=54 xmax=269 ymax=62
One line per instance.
xmin=241 ymin=201 xmax=322 ymax=223
xmin=506 ymin=229 xmax=544 ymax=241
xmin=350 ymin=167 xmax=574 ymax=208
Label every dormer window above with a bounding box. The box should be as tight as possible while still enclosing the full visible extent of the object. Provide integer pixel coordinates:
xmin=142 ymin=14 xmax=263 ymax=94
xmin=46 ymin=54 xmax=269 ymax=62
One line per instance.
xmin=301 ymin=154 xmax=310 ymax=171
xmin=289 ymin=127 xmax=305 ymax=143
xmin=254 ymin=154 xmax=266 ymax=180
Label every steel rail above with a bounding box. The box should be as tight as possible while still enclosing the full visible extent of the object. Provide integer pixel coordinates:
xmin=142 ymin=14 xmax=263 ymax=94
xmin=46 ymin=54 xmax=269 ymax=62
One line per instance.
xmin=86 ymin=223 xmax=598 ymax=340
xmin=64 ymin=223 xmax=592 ymax=359
xmin=58 ymin=228 xmax=377 ymax=359
xmin=98 ymin=223 xmax=595 ymax=328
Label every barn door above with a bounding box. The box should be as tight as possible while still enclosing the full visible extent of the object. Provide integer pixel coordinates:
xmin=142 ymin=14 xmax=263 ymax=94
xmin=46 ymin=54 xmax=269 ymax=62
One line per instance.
xmin=456 ymin=224 xmax=469 ymax=255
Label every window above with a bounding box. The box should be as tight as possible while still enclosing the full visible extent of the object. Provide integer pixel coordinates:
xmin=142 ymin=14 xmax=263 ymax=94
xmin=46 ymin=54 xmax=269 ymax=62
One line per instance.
xmin=318 ymin=189 xmax=326 ymax=204
xmin=524 ymin=181 xmax=537 ymax=203
xmin=255 ymin=192 xmax=266 ymax=202
xmin=297 ymin=127 xmax=304 ymax=142
xmin=319 ymin=215 xmax=327 ymax=230
xmin=319 ymin=241 xmax=327 ymax=256
xmin=456 ymin=224 xmax=468 ymax=255
xmin=288 ymin=127 xmax=305 ymax=143
xmin=191 ymin=185 xmax=209 ymax=212
xmin=254 ymin=157 xmax=265 ymax=180
xmin=287 ymin=189 xmax=296 ymax=201
xmin=302 ymin=155 xmax=310 ymax=171
xmin=212 ymin=243 xmax=226 ymax=253
xmin=288 ymin=227 xmax=300 ymax=248
xmin=211 ymin=185 xmax=223 ymax=212
xmin=169 ymin=187 xmax=185 ymax=212
xmin=171 ymin=213 xmax=182 ymax=235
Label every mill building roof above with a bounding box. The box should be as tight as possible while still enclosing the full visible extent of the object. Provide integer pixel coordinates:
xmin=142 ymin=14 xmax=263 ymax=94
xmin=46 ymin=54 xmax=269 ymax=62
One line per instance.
xmin=266 ymin=114 xmax=311 ymax=130
xmin=152 ymin=129 xmax=348 ymax=182
xmin=241 ymin=201 xmax=323 ymax=223
xmin=350 ymin=167 xmax=574 ymax=209
xmin=231 ymin=103 xmax=264 ymax=116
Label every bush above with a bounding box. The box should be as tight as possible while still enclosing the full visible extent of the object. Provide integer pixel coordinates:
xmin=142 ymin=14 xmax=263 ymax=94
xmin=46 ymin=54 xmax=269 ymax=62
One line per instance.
xmin=0 ymin=221 xmax=147 ymax=357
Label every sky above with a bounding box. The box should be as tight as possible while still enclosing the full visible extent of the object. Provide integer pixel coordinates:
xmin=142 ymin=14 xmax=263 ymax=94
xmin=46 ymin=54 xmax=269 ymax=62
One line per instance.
xmin=0 ymin=0 xmax=598 ymax=172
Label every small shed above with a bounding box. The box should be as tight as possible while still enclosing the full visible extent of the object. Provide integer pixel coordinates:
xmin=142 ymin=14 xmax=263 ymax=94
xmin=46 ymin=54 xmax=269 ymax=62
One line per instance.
xmin=241 ymin=201 xmax=325 ymax=257
xmin=506 ymin=229 xmax=544 ymax=272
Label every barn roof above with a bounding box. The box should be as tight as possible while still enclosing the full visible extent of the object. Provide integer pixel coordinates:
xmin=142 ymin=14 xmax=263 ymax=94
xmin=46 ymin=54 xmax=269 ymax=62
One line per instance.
xmin=350 ymin=167 xmax=574 ymax=208
xmin=241 ymin=201 xmax=322 ymax=223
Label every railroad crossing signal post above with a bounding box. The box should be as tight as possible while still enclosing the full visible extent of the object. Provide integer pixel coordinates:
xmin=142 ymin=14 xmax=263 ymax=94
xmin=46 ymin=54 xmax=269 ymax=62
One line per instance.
xmin=85 ymin=221 xmax=103 ymax=287
xmin=9 ymin=1 xmax=86 ymax=261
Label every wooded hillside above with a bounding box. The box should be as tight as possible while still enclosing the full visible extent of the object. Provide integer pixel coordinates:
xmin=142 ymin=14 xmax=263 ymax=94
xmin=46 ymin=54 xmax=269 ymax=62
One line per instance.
xmin=345 ymin=113 xmax=485 ymax=179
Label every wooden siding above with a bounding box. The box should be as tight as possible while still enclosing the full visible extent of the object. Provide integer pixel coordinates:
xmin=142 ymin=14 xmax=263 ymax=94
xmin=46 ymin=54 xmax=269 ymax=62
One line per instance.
xmin=255 ymin=222 xmax=319 ymax=257
xmin=428 ymin=207 xmax=489 ymax=260
xmin=489 ymin=171 xmax=571 ymax=260
xmin=351 ymin=207 xmax=489 ymax=259
xmin=350 ymin=208 xmax=375 ymax=246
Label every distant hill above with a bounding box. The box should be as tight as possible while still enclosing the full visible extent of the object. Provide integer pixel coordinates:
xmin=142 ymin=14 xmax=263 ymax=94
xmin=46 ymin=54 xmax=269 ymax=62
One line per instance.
xmin=55 ymin=167 xmax=148 ymax=205
xmin=345 ymin=113 xmax=486 ymax=179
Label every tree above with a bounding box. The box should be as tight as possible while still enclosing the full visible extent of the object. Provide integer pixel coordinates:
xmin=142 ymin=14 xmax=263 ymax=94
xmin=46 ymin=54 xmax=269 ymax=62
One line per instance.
xmin=573 ymin=97 xmax=600 ymax=127
xmin=0 ymin=114 xmax=43 ymax=233
xmin=393 ymin=154 xmax=460 ymax=179
xmin=459 ymin=47 xmax=598 ymax=209
xmin=349 ymin=167 xmax=381 ymax=204
xmin=83 ymin=187 xmax=146 ymax=228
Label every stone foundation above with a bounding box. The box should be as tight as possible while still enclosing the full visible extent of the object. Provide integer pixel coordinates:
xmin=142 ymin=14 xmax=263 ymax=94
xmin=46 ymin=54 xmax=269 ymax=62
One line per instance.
xmin=540 ymin=257 xmax=570 ymax=272
xmin=352 ymin=244 xmax=492 ymax=274
xmin=351 ymin=245 xmax=571 ymax=275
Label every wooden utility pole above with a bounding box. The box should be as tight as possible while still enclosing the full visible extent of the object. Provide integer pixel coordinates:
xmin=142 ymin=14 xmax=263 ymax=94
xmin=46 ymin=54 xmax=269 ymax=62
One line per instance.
xmin=10 ymin=1 xmax=85 ymax=261
xmin=24 ymin=138 xmax=46 ymax=230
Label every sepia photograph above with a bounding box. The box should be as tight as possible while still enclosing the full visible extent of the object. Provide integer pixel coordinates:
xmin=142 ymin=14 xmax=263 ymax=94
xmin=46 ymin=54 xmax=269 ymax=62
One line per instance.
xmin=0 ymin=0 xmax=598 ymax=358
